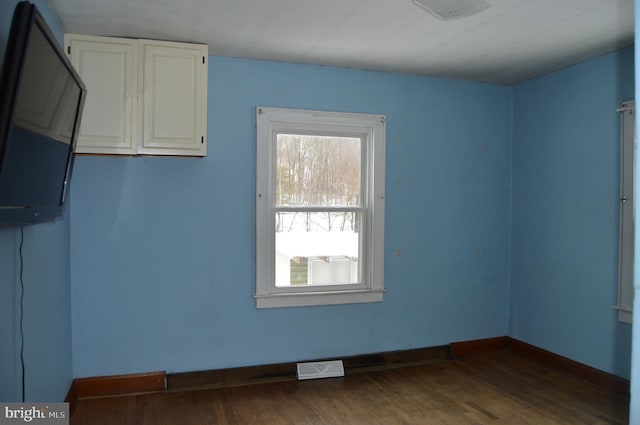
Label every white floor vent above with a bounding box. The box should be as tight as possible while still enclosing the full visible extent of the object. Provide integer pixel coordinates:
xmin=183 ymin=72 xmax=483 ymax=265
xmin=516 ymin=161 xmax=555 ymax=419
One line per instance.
xmin=296 ymin=360 xmax=345 ymax=380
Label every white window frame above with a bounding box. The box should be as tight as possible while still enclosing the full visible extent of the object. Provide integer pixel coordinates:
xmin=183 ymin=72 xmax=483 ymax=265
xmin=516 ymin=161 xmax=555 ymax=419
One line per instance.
xmin=615 ymin=100 xmax=634 ymax=324
xmin=255 ymin=107 xmax=385 ymax=308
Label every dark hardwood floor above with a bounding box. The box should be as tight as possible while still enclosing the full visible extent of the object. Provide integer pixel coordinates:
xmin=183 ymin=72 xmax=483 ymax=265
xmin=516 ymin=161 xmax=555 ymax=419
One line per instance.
xmin=70 ymin=350 xmax=628 ymax=424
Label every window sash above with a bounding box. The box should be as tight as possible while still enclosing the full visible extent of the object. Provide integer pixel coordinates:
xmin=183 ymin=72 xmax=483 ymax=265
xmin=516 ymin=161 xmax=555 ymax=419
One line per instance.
xmin=273 ymin=207 xmax=367 ymax=293
xmin=275 ymin=133 xmax=363 ymax=208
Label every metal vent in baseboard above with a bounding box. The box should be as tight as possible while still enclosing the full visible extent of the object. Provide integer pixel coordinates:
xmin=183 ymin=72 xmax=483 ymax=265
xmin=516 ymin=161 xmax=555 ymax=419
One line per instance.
xmin=296 ymin=360 xmax=345 ymax=380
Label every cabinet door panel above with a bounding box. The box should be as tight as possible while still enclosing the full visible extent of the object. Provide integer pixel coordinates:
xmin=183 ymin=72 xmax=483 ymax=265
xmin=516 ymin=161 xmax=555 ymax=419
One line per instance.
xmin=65 ymin=35 xmax=137 ymax=154
xmin=139 ymin=41 xmax=207 ymax=156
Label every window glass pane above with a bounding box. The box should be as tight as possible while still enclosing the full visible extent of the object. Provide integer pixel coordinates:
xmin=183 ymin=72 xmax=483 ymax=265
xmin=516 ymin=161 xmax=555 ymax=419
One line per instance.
xmin=276 ymin=134 xmax=361 ymax=207
xmin=275 ymin=211 xmax=360 ymax=287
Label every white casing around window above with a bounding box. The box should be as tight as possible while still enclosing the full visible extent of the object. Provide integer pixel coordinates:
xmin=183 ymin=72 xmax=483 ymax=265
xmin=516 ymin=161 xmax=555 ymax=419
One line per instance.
xmin=616 ymin=100 xmax=635 ymax=324
xmin=255 ymin=107 xmax=386 ymax=309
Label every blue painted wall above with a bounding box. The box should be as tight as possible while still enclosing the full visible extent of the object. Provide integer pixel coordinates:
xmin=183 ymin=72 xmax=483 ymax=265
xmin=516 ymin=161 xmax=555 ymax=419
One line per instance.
xmin=0 ymin=0 xmax=73 ymax=401
xmin=510 ymin=46 xmax=634 ymax=378
xmin=70 ymin=58 xmax=513 ymax=377
xmin=0 ymin=227 xmax=19 ymax=400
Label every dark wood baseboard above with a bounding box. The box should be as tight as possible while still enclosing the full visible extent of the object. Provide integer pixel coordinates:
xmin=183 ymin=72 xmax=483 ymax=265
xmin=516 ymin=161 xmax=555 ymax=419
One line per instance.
xmin=450 ymin=336 xmax=510 ymax=357
xmin=168 ymin=362 xmax=297 ymax=392
xmin=64 ymin=380 xmax=78 ymax=418
xmin=72 ymin=371 xmax=166 ymax=400
xmin=450 ymin=336 xmax=629 ymax=399
xmin=67 ymin=337 xmax=630 ymax=400
xmin=506 ymin=338 xmax=630 ymax=398
xmin=168 ymin=345 xmax=451 ymax=392
xmin=343 ymin=345 xmax=452 ymax=372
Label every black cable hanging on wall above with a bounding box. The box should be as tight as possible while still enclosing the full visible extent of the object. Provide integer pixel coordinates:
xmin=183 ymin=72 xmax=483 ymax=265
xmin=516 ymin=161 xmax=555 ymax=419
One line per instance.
xmin=19 ymin=226 xmax=25 ymax=402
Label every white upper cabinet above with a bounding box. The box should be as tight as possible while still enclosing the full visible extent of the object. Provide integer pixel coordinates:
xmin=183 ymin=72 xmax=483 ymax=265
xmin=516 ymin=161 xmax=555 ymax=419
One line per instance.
xmin=65 ymin=34 xmax=208 ymax=156
xmin=138 ymin=40 xmax=207 ymax=156
xmin=65 ymin=35 xmax=137 ymax=154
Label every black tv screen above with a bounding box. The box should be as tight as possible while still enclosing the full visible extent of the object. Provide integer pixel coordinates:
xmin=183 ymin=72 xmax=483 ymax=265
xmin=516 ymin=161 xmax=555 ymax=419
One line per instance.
xmin=0 ymin=1 xmax=86 ymax=226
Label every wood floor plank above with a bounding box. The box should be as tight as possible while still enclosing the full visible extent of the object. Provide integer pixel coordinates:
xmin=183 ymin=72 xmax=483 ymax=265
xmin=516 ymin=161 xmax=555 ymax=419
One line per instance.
xmin=70 ymin=350 xmax=628 ymax=425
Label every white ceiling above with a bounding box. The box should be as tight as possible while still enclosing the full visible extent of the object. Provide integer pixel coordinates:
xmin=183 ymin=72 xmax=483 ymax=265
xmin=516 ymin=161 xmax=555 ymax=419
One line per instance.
xmin=49 ymin=0 xmax=634 ymax=85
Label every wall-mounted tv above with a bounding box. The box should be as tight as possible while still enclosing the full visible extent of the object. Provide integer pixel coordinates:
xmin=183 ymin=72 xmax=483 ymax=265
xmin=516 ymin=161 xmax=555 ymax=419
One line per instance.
xmin=0 ymin=1 xmax=86 ymax=226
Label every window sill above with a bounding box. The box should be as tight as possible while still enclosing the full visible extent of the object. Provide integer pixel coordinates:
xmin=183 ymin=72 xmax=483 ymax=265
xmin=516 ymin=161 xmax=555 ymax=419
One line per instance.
xmin=255 ymin=289 xmax=384 ymax=309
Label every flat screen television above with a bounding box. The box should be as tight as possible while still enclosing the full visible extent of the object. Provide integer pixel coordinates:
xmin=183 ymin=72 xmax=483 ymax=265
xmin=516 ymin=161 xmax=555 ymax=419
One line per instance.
xmin=0 ymin=1 xmax=86 ymax=226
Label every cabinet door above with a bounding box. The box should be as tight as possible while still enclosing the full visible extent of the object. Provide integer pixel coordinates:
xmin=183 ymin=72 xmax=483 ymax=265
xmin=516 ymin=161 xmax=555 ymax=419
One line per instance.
xmin=65 ymin=35 xmax=137 ymax=155
xmin=139 ymin=40 xmax=207 ymax=156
